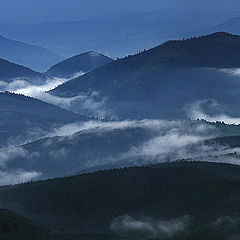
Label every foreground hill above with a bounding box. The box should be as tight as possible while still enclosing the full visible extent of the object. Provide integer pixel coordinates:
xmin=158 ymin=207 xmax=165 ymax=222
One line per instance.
xmin=0 ymin=208 xmax=116 ymax=240
xmin=0 ymin=34 xmax=61 ymax=71
xmin=0 ymin=92 xmax=86 ymax=147
xmin=50 ymin=32 xmax=240 ymax=119
xmin=0 ymin=58 xmax=45 ymax=83
xmin=46 ymin=51 xmax=113 ymax=78
xmin=1 ymin=162 xmax=240 ymax=239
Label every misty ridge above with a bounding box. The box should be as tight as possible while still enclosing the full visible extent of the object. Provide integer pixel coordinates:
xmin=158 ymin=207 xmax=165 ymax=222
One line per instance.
xmin=3 ymin=3 xmax=240 ymax=239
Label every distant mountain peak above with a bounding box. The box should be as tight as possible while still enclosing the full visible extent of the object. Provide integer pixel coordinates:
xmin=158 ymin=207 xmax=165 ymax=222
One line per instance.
xmin=0 ymin=34 xmax=62 ymax=71
xmin=46 ymin=51 xmax=113 ymax=78
xmin=87 ymin=51 xmax=101 ymax=57
xmin=145 ymin=31 xmax=240 ymax=68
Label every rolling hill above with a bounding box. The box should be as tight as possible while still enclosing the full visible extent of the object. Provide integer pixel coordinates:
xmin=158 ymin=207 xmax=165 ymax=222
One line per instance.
xmin=46 ymin=51 xmax=113 ymax=78
xmin=0 ymin=34 xmax=62 ymax=72
xmin=0 ymin=208 xmax=117 ymax=240
xmin=3 ymin=120 xmax=240 ymax=181
xmin=50 ymin=32 xmax=240 ymax=119
xmin=1 ymin=162 xmax=240 ymax=240
xmin=0 ymin=57 xmax=45 ymax=84
xmin=0 ymin=92 xmax=87 ymax=147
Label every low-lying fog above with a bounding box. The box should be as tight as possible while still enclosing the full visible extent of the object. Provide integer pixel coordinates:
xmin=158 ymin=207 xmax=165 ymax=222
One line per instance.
xmin=1 ymin=70 xmax=240 ymax=185
xmin=0 ymin=118 xmax=240 ymax=185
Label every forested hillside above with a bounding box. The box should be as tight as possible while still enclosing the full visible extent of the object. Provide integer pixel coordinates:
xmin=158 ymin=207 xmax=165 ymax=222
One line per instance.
xmin=0 ymin=58 xmax=45 ymax=82
xmin=50 ymin=32 xmax=240 ymax=119
xmin=1 ymin=162 xmax=240 ymax=240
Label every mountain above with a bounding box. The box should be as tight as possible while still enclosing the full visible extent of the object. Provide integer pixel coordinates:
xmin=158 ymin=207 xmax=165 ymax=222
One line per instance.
xmin=0 ymin=34 xmax=62 ymax=71
xmin=184 ymin=17 xmax=240 ymax=39
xmin=207 ymin=17 xmax=240 ymax=35
xmin=0 ymin=92 xmax=87 ymax=147
xmin=50 ymin=32 xmax=240 ymax=119
xmin=0 ymin=9 xmax=239 ymax=58
xmin=1 ymin=162 xmax=240 ymax=240
xmin=2 ymin=119 xmax=240 ymax=182
xmin=0 ymin=208 xmax=51 ymax=240
xmin=0 ymin=208 xmax=117 ymax=240
xmin=46 ymin=51 xmax=113 ymax=78
xmin=1 ymin=2 xmax=240 ymax=24
xmin=7 ymin=126 xmax=155 ymax=179
xmin=0 ymin=58 xmax=45 ymax=84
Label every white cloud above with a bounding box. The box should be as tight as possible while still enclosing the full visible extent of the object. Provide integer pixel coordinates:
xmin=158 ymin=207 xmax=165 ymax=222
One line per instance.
xmin=188 ymin=100 xmax=240 ymax=125
xmin=0 ymin=169 xmax=41 ymax=186
xmin=0 ymin=75 xmax=108 ymax=117
xmin=111 ymin=215 xmax=189 ymax=238
xmin=220 ymin=68 xmax=240 ymax=77
xmin=0 ymin=147 xmax=28 ymax=167
xmin=129 ymin=130 xmax=202 ymax=157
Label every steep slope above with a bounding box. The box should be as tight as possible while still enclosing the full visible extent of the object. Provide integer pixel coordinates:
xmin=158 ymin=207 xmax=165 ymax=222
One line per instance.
xmin=1 ymin=162 xmax=240 ymax=240
xmin=50 ymin=32 xmax=240 ymax=119
xmin=0 ymin=34 xmax=62 ymax=72
xmin=46 ymin=51 xmax=113 ymax=78
xmin=0 ymin=58 xmax=45 ymax=84
xmin=0 ymin=92 xmax=87 ymax=147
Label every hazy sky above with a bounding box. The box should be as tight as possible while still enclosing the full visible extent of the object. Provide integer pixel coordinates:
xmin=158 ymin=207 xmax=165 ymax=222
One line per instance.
xmin=1 ymin=0 xmax=240 ymax=24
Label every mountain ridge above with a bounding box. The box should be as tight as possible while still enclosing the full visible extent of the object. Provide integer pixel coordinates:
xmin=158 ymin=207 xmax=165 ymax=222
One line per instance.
xmin=0 ymin=57 xmax=46 ymax=83
xmin=0 ymin=92 xmax=87 ymax=147
xmin=50 ymin=32 xmax=240 ymax=119
xmin=0 ymin=34 xmax=62 ymax=71
xmin=46 ymin=51 xmax=113 ymax=78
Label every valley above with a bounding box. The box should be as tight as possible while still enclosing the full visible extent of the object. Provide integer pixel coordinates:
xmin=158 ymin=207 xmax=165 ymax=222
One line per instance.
xmin=1 ymin=3 xmax=240 ymax=239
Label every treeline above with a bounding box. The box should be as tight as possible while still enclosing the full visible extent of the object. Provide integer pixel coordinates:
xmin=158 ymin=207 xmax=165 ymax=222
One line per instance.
xmin=0 ymin=163 xmax=240 ymax=235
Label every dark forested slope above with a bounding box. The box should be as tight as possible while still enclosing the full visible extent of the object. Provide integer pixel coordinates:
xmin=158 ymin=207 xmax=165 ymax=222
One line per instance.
xmin=1 ymin=162 xmax=240 ymax=238
xmin=50 ymin=32 xmax=240 ymax=119
xmin=0 ymin=208 xmax=117 ymax=240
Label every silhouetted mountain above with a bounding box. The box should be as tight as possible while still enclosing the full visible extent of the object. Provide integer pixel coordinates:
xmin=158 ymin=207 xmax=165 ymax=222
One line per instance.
xmin=1 ymin=162 xmax=240 ymax=240
xmin=0 ymin=58 xmax=45 ymax=83
xmin=0 ymin=34 xmax=62 ymax=71
xmin=0 ymin=92 xmax=86 ymax=147
xmin=50 ymin=32 xmax=240 ymax=119
xmin=46 ymin=51 xmax=113 ymax=78
xmin=0 ymin=9 xmax=239 ymax=57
